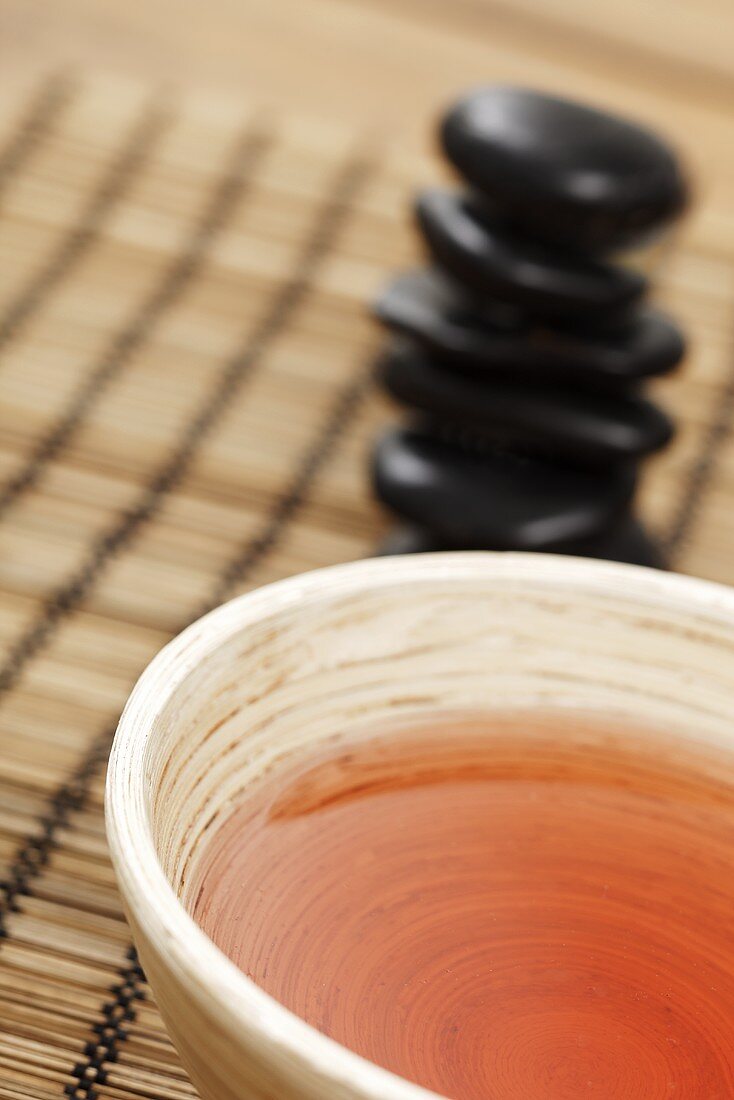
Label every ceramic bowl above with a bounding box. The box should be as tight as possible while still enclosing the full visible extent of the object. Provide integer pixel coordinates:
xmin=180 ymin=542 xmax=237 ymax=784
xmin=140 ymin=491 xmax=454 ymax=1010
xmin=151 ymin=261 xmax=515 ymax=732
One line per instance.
xmin=106 ymin=552 xmax=734 ymax=1100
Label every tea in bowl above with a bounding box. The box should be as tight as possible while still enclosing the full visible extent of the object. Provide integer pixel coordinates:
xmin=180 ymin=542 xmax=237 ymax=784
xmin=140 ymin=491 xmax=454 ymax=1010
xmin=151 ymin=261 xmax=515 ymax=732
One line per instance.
xmin=105 ymin=552 xmax=734 ymax=1100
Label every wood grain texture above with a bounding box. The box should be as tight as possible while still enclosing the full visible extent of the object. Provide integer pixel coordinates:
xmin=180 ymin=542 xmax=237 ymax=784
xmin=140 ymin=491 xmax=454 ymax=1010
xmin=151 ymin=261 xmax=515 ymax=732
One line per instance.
xmin=0 ymin=0 xmax=733 ymax=1092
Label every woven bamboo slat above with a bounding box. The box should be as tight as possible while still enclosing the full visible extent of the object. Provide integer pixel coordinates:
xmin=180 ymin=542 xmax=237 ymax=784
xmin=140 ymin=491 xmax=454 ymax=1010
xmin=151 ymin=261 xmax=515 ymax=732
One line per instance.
xmin=0 ymin=30 xmax=732 ymax=1098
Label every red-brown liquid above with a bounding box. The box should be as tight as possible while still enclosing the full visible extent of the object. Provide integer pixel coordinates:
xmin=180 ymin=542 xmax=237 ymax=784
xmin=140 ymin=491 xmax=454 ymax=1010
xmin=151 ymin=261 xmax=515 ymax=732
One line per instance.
xmin=191 ymin=714 xmax=734 ymax=1099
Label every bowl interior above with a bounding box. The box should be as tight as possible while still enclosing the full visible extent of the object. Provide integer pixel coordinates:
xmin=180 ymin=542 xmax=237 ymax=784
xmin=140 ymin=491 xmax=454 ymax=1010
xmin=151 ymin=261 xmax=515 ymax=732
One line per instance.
xmin=142 ymin=558 xmax=734 ymax=907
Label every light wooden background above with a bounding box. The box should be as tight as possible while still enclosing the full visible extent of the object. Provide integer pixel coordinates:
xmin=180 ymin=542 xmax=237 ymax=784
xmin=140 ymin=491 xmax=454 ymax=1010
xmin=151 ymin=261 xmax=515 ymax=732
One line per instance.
xmin=0 ymin=1 xmax=733 ymax=1097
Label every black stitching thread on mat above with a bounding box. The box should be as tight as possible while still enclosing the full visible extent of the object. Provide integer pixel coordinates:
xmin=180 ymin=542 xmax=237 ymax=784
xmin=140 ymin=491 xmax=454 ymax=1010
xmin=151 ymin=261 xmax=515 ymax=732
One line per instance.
xmin=0 ymin=123 xmax=272 ymax=519
xmin=0 ymin=72 xmax=76 ymax=201
xmin=65 ymin=946 xmax=146 ymax=1099
xmin=0 ymin=360 xmax=374 ymax=937
xmin=0 ymin=146 xmax=373 ymax=1096
xmin=192 ymin=366 xmax=371 ymax=620
xmin=0 ymin=357 xmax=369 ymax=933
xmin=660 ymin=362 xmax=734 ymax=567
xmin=0 ymin=97 xmax=171 ymax=354
xmin=0 ymin=361 xmax=372 ymax=940
xmin=59 ymin=364 xmax=372 ymax=1097
xmin=0 ymin=152 xmax=371 ymax=702
xmin=0 ymin=156 xmax=373 ymax=932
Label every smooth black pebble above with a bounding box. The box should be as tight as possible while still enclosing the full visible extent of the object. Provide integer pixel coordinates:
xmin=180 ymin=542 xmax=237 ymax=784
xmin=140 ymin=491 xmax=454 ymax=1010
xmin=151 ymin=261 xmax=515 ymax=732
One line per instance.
xmin=375 ymin=524 xmax=449 ymax=556
xmin=441 ymin=86 xmax=687 ymax=253
xmin=416 ymin=189 xmax=646 ymax=319
xmin=374 ymin=269 xmax=684 ymax=390
xmin=559 ymin=512 xmax=664 ymax=568
xmin=376 ymin=514 xmax=663 ymax=567
xmin=379 ymin=342 xmax=673 ymax=464
xmin=371 ymin=426 xmax=636 ymax=551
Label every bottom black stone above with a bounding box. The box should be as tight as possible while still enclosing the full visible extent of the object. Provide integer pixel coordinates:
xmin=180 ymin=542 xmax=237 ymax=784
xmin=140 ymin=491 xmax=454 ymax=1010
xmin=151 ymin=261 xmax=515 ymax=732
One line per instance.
xmin=560 ymin=513 xmax=664 ymax=569
xmin=371 ymin=426 xmax=636 ymax=552
xmin=375 ymin=514 xmax=663 ymax=569
xmin=375 ymin=525 xmax=448 ymax=557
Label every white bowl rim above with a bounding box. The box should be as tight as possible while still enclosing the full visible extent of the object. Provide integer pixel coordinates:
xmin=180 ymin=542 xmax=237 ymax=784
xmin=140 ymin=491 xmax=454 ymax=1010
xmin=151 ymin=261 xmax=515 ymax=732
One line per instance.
xmin=105 ymin=551 xmax=734 ymax=1100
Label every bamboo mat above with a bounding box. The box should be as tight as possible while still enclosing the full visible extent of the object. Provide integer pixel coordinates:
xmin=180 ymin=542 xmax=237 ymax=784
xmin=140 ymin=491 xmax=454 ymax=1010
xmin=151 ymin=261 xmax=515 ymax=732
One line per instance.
xmin=0 ymin=67 xmax=732 ymax=1100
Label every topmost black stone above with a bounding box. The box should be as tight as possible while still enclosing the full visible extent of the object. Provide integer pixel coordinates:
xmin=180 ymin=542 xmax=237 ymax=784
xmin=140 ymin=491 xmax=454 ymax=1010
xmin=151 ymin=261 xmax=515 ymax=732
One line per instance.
xmin=440 ymin=86 xmax=687 ymax=254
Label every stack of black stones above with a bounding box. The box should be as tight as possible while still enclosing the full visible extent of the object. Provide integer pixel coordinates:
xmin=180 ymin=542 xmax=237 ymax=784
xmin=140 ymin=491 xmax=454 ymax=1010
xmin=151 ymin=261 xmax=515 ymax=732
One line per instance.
xmin=371 ymin=87 xmax=688 ymax=567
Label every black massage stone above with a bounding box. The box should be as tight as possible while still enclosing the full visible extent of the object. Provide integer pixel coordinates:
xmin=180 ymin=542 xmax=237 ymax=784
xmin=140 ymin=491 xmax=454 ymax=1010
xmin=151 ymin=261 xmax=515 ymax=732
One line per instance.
xmin=372 ymin=427 xmax=636 ymax=552
xmin=375 ymin=514 xmax=663 ymax=570
xmin=378 ymin=342 xmax=673 ymax=465
xmin=416 ymin=189 xmax=646 ymax=319
xmin=440 ymin=86 xmax=687 ymax=254
xmin=375 ymin=269 xmax=684 ymax=391
xmin=369 ymin=86 xmax=688 ymax=566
